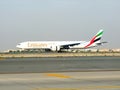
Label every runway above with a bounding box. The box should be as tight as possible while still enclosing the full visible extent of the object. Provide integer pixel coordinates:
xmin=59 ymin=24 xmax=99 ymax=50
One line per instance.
xmin=0 ymin=71 xmax=120 ymax=90
xmin=0 ymin=56 xmax=120 ymax=73
xmin=0 ymin=56 xmax=120 ymax=90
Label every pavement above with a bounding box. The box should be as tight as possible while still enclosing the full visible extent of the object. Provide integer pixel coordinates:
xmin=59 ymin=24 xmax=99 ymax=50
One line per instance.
xmin=0 ymin=71 xmax=120 ymax=90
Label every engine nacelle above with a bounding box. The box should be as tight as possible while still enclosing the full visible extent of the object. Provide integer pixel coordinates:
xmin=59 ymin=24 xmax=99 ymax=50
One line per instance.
xmin=50 ymin=46 xmax=61 ymax=51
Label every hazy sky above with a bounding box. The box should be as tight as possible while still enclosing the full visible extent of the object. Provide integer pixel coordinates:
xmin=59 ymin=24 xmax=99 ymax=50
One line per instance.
xmin=0 ymin=0 xmax=120 ymax=51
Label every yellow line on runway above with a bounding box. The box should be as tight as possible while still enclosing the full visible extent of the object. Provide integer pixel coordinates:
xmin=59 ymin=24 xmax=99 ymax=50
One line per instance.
xmin=34 ymin=86 xmax=120 ymax=90
xmin=80 ymin=85 xmax=120 ymax=89
xmin=34 ymin=88 xmax=80 ymax=90
xmin=45 ymin=73 xmax=71 ymax=78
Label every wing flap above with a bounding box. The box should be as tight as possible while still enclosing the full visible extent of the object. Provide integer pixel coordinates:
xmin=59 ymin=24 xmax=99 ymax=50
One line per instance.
xmin=61 ymin=43 xmax=80 ymax=49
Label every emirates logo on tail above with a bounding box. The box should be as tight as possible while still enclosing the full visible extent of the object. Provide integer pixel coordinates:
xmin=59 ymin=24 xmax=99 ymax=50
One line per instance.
xmin=85 ymin=30 xmax=103 ymax=48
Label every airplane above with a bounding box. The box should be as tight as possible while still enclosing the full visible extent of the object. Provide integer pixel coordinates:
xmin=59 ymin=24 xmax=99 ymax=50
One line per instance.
xmin=16 ymin=29 xmax=107 ymax=52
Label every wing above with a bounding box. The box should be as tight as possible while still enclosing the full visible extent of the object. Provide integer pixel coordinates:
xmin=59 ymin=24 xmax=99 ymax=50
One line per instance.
xmin=60 ymin=43 xmax=80 ymax=49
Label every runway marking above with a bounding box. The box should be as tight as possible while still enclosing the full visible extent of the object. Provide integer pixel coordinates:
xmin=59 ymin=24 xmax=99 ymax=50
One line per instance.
xmin=45 ymin=73 xmax=71 ymax=78
xmin=34 ymin=86 xmax=120 ymax=90
xmin=80 ymin=86 xmax=120 ymax=89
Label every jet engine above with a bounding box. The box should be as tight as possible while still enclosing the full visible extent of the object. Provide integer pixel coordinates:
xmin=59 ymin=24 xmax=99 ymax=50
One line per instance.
xmin=50 ymin=45 xmax=61 ymax=51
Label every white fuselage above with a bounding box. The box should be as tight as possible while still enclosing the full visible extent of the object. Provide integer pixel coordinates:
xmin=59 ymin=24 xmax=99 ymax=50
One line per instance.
xmin=16 ymin=41 xmax=96 ymax=51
